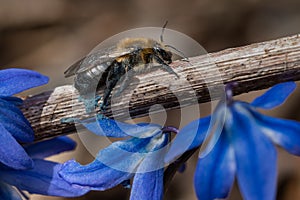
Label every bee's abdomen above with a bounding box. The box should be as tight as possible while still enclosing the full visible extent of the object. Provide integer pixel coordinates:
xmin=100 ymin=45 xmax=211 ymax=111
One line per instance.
xmin=74 ymin=63 xmax=110 ymax=96
xmin=86 ymin=63 xmax=109 ymax=78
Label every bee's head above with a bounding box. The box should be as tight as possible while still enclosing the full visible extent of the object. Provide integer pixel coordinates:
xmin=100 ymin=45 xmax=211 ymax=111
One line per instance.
xmin=154 ymin=46 xmax=172 ymax=64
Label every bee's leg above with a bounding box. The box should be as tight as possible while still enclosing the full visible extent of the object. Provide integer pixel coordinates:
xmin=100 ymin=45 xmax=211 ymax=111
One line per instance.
xmin=154 ymin=56 xmax=179 ymax=78
xmin=100 ymin=62 xmax=127 ymax=110
xmin=93 ymin=95 xmax=102 ymax=108
xmin=100 ymin=80 xmax=116 ymax=110
xmin=101 ymin=73 xmax=120 ymax=110
xmin=114 ymin=71 xmax=134 ymax=97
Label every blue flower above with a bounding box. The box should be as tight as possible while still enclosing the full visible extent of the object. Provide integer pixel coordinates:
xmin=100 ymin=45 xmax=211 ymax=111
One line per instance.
xmin=165 ymin=81 xmax=299 ymax=200
xmin=0 ymin=136 xmax=89 ymax=199
xmin=0 ymin=68 xmax=48 ymax=170
xmin=59 ymin=118 xmax=176 ymax=200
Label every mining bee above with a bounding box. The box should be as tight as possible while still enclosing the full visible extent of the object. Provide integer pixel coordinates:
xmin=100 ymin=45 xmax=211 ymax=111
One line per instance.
xmin=64 ymin=22 xmax=184 ymax=111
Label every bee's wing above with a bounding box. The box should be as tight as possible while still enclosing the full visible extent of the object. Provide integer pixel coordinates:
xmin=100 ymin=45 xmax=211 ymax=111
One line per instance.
xmin=64 ymin=47 xmax=133 ymax=78
xmin=64 ymin=58 xmax=85 ymax=78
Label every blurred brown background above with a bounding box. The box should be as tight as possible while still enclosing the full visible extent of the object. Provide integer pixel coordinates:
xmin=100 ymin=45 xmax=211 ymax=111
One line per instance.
xmin=1 ymin=0 xmax=300 ymax=199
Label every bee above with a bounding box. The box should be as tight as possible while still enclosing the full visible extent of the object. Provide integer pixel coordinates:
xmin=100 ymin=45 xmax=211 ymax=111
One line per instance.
xmin=64 ymin=22 xmax=181 ymax=111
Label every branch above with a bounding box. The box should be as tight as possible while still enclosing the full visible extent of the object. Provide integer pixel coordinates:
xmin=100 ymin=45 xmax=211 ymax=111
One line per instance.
xmin=21 ymin=34 xmax=300 ymax=141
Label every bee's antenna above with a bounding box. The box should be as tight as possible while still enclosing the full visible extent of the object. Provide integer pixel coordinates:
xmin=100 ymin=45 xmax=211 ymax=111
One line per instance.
xmin=160 ymin=21 xmax=168 ymax=43
xmin=165 ymin=44 xmax=189 ymax=61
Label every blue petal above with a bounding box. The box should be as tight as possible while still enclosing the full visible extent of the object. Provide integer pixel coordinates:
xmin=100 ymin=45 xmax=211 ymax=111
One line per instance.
xmin=0 ymin=159 xmax=89 ymax=197
xmin=0 ymin=68 xmax=49 ymax=96
xmin=0 ymin=96 xmax=23 ymax=106
xmin=130 ymin=134 xmax=168 ymax=199
xmin=194 ymin=132 xmax=235 ymax=200
xmin=59 ymin=137 xmax=152 ymax=189
xmin=199 ymin=103 xmax=226 ymax=158
xmin=59 ymin=159 xmax=133 ymax=190
xmin=135 ymin=133 xmax=169 ymax=173
xmin=230 ymin=103 xmax=277 ymax=200
xmin=0 ymin=182 xmax=23 ymax=200
xmin=0 ymin=99 xmax=34 ymax=142
xmin=0 ymin=123 xmax=33 ymax=170
xmin=81 ymin=117 xmax=162 ymax=138
xmin=251 ymin=81 xmax=296 ymax=109
xmin=250 ymin=109 xmax=300 ymax=156
xmin=164 ymin=116 xmax=211 ymax=163
xmin=130 ymin=169 xmax=164 ymax=200
xmin=60 ymin=133 xmax=168 ymax=190
xmin=25 ymin=136 xmax=76 ymax=159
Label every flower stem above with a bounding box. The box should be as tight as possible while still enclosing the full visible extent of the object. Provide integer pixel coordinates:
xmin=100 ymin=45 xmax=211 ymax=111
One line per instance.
xmin=163 ymin=148 xmax=198 ymax=193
